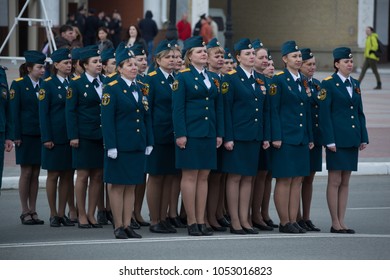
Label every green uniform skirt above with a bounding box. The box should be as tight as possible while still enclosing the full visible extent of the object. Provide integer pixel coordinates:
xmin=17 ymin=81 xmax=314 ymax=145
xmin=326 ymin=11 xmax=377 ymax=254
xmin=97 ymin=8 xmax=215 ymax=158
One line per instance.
xmin=271 ymin=143 xmax=310 ymax=178
xmin=15 ymin=135 xmax=41 ymax=165
xmin=325 ymin=147 xmax=358 ymax=171
xmin=104 ymin=150 xmax=145 ymax=185
xmin=310 ymin=145 xmax=323 ymax=172
xmin=258 ymin=146 xmax=271 ymax=171
xmin=222 ymin=140 xmax=260 ymax=176
xmin=42 ymin=143 xmax=72 ymax=171
xmin=72 ymin=138 xmax=104 ymax=169
xmin=175 ymin=137 xmax=216 ymax=170
xmin=145 ymin=143 xmax=178 ymax=175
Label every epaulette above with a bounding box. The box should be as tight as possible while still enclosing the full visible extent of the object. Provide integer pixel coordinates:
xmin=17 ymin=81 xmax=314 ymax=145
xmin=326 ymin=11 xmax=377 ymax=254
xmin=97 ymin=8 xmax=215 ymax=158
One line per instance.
xmin=324 ymin=76 xmax=333 ymax=81
xmin=179 ymin=68 xmax=191 ymax=73
xmin=14 ymin=77 xmax=24 ymax=82
xmin=108 ymin=80 xmax=118 ymax=86
xmin=44 ymin=77 xmax=52 ymax=82
xmin=107 ymin=72 xmax=117 ymax=78
xmin=148 ymin=71 xmax=157 ymax=77
xmin=228 ymin=69 xmax=236 ymax=75
xmin=276 ymin=71 xmax=284 ymax=76
xmin=72 ymin=75 xmax=80 ymax=81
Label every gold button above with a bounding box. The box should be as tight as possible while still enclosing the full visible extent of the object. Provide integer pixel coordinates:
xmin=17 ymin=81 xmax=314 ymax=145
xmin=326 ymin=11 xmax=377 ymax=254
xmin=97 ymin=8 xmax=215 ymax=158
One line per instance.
xmin=205 ymin=117 xmax=208 ymax=120
xmin=300 ymin=124 xmax=303 ymax=127
xmin=300 ymin=113 xmax=303 ymax=116
xmin=352 ymin=125 xmax=355 ymax=128
xmin=351 ymin=116 xmax=354 ymax=119
xmin=350 ymin=106 xmax=353 ymax=109
xmin=205 ymin=107 xmax=209 ymax=110
xmin=136 ymin=129 xmax=140 ymax=132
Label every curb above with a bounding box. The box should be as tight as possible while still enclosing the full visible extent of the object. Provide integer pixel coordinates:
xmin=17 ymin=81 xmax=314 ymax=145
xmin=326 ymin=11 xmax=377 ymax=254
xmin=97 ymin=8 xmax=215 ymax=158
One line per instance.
xmin=1 ymin=162 xmax=389 ymax=190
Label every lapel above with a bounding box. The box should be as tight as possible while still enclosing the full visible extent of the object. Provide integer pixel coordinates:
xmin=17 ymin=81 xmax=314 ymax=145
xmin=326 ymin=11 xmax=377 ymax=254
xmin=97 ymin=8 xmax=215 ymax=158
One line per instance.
xmin=332 ymin=73 xmax=353 ymax=103
xmin=156 ymin=68 xmax=173 ymax=92
xmin=189 ymin=65 xmax=208 ymax=92
xmin=80 ymin=73 xmax=101 ymax=102
xmin=284 ymin=70 xmax=306 ymax=102
xmin=23 ymin=75 xmax=39 ymax=101
xmin=254 ymin=72 xmax=267 ymax=97
xmin=52 ymin=75 xmax=67 ymax=100
xmin=117 ymin=77 xmax=139 ymax=107
xmin=237 ymin=66 xmax=255 ymax=94
xmin=350 ymin=78 xmax=360 ymax=105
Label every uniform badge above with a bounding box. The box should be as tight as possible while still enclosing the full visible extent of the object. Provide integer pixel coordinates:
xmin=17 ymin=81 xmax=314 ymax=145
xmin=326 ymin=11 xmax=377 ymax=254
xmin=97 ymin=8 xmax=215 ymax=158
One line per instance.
xmin=315 ymin=84 xmax=321 ymax=91
xmin=101 ymin=93 xmax=110 ymax=106
xmin=213 ymin=78 xmax=220 ymax=90
xmin=141 ymin=84 xmax=149 ymax=96
xmin=38 ymin=89 xmax=45 ymax=101
xmin=256 ymin=78 xmax=264 ymax=85
xmin=66 ymin=88 xmax=72 ymax=99
xmin=1 ymin=88 xmax=7 ymax=99
xmin=9 ymin=89 xmax=15 ymax=100
xmin=221 ymin=82 xmax=229 ymax=94
xmin=269 ymin=84 xmax=277 ymax=96
xmin=260 ymin=85 xmax=266 ymax=95
xmin=318 ymin=88 xmax=327 ymax=100
xmin=172 ymin=80 xmax=179 ymax=91
xmin=355 ymin=87 xmax=361 ymax=94
xmin=142 ymin=95 xmax=149 ymax=111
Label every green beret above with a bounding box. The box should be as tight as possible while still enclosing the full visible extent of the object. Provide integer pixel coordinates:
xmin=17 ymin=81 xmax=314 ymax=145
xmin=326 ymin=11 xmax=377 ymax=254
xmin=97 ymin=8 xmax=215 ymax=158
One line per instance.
xmin=252 ymin=38 xmax=264 ymax=50
xmin=301 ymin=48 xmax=313 ymax=61
xmin=184 ymin=36 xmax=205 ymax=51
xmin=206 ymin=38 xmax=221 ymax=49
xmin=78 ymin=45 xmax=101 ymax=60
xmin=51 ymin=48 xmax=71 ymax=63
xmin=116 ymin=48 xmax=135 ymax=67
xmin=101 ymin=48 xmax=115 ymax=63
xmin=23 ymin=50 xmax=46 ymax=64
xmin=234 ymin=38 xmax=253 ymax=52
xmin=130 ymin=43 xmax=146 ymax=56
xmin=333 ymin=47 xmax=353 ymax=60
xmin=224 ymin=48 xmax=233 ymax=59
xmin=154 ymin=40 xmax=172 ymax=55
xmin=71 ymin=48 xmax=81 ymax=60
xmin=281 ymin=40 xmax=299 ymax=56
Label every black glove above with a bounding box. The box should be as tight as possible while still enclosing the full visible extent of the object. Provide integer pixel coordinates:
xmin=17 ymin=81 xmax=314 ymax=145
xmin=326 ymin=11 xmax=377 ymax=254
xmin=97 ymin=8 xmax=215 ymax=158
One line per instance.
xmin=369 ymin=50 xmax=374 ymax=55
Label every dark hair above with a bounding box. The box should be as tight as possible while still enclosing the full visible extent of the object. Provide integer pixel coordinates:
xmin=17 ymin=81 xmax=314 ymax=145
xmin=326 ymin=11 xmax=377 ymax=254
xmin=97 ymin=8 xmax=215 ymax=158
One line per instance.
xmin=368 ymin=26 xmax=375 ymax=32
xmin=333 ymin=58 xmax=341 ymax=72
xmin=233 ymin=50 xmax=241 ymax=65
xmin=60 ymin=24 xmax=74 ymax=34
xmin=19 ymin=62 xmax=35 ymax=77
xmin=79 ymin=58 xmax=90 ymax=71
xmin=126 ymin=24 xmax=142 ymax=41
xmin=97 ymin=27 xmax=110 ymax=40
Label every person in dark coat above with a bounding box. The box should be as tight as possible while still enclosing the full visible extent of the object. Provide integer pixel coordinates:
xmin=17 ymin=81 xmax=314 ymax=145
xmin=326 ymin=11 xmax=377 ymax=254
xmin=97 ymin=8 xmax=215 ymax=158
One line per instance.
xmin=10 ymin=51 xmax=46 ymax=225
xmin=138 ymin=10 xmax=158 ymax=64
xmin=84 ymin=8 xmax=99 ymax=46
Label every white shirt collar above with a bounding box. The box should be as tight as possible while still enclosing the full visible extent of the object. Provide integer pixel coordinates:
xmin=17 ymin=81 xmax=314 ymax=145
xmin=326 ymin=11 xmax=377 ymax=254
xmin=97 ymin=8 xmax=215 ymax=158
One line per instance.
xmin=121 ymin=76 xmax=136 ymax=87
xmin=239 ymin=65 xmax=254 ymax=79
xmin=85 ymin=72 xmax=101 ymax=84
xmin=337 ymin=72 xmax=350 ymax=84
xmin=159 ymin=68 xmax=173 ymax=79
xmin=289 ymin=71 xmax=301 ymax=82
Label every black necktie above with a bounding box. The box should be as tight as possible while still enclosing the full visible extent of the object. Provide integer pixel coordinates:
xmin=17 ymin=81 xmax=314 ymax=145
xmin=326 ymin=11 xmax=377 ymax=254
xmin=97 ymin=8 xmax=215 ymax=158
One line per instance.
xmin=63 ymin=79 xmax=69 ymax=87
xmin=167 ymin=74 xmax=174 ymax=84
xmin=296 ymin=78 xmax=301 ymax=85
xmin=92 ymin=78 xmax=99 ymax=88
xmin=34 ymin=84 xmax=40 ymax=91
xmin=249 ymin=75 xmax=255 ymax=84
xmin=345 ymin=79 xmax=351 ymax=87
xmin=200 ymin=72 xmax=206 ymax=80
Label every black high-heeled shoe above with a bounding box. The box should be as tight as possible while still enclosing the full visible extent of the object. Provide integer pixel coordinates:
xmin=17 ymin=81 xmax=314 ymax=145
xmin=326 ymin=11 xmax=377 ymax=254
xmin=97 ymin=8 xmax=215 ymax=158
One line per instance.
xmin=88 ymin=218 xmax=103 ymax=228
xmin=20 ymin=213 xmax=35 ymax=225
xmin=124 ymin=226 xmax=142 ymax=238
xmin=187 ymin=223 xmax=202 ymax=236
xmin=198 ymin=224 xmax=213 ymax=236
xmin=30 ymin=212 xmax=44 ymax=225
xmin=230 ymin=226 xmax=246 ymax=235
xmin=242 ymin=226 xmax=259 ymax=234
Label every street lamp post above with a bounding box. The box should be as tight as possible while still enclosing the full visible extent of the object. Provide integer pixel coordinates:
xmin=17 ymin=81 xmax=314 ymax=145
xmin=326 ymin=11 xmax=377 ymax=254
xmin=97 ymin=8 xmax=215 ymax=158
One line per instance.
xmin=166 ymin=0 xmax=178 ymax=40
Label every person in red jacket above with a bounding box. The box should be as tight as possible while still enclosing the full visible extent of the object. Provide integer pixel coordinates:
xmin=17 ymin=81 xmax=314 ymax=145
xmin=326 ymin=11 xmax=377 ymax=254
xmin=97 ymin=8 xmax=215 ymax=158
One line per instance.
xmin=176 ymin=13 xmax=191 ymax=46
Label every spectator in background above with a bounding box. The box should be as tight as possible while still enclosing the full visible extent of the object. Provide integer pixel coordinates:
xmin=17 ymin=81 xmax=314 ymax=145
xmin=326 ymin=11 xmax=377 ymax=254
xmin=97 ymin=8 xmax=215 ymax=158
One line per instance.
xmin=84 ymin=8 xmax=99 ymax=46
xmin=177 ymin=13 xmax=191 ymax=47
xmin=138 ymin=10 xmax=158 ymax=64
xmin=109 ymin=10 xmax=122 ymax=48
xmin=207 ymin=16 xmax=218 ymax=40
xmin=96 ymin=27 xmax=114 ymax=52
xmin=125 ymin=24 xmax=148 ymax=55
xmin=98 ymin=11 xmax=109 ymax=28
xmin=71 ymin=26 xmax=84 ymax=49
xmin=75 ymin=5 xmax=86 ymax=38
xmin=55 ymin=24 xmax=74 ymax=49
xmin=192 ymin=14 xmax=205 ymax=36
xmin=200 ymin=18 xmax=212 ymax=44
xmin=66 ymin=13 xmax=77 ymax=26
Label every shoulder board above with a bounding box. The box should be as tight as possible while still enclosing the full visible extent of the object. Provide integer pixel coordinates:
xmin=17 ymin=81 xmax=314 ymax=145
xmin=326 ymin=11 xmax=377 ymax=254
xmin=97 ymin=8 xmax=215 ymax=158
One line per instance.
xmin=324 ymin=76 xmax=333 ymax=81
xmin=228 ymin=69 xmax=236 ymax=75
xmin=179 ymin=68 xmax=191 ymax=73
xmin=44 ymin=77 xmax=52 ymax=82
xmin=14 ymin=77 xmax=24 ymax=82
xmin=107 ymin=72 xmax=117 ymax=78
xmin=108 ymin=80 xmax=118 ymax=86
xmin=276 ymin=71 xmax=284 ymax=76
xmin=72 ymin=75 xmax=80 ymax=81
xmin=148 ymin=71 xmax=157 ymax=77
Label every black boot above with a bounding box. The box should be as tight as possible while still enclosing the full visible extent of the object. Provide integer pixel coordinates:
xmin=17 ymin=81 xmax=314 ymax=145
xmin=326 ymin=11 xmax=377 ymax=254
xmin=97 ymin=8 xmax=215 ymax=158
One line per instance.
xmin=374 ymin=82 xmax=382 ymax=90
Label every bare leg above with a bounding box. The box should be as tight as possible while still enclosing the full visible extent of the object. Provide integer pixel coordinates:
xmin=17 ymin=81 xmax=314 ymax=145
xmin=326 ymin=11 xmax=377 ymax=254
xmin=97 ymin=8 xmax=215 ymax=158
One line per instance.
xmin=87 ymin=168 xmax=103 ymax=224
xmin=46 ymin=170 xmax=60 ymax=217
xmin=289 ymin=176 xmax=303 ymax=223
xmin=180 ymin=169 xmax=198 ymax=225
xmin=239 ymin=176 xmax=253 ymax=228
xmin=195 ymin=169 xmax=210 ymax=224
xmin=74 ymin=169 xmax=89 ymax=225
xmin=338 ymin=171 xmax=352 ymax=229
xmin=261 ymin=172 xmax=273 ymax=221
xmin=252 ymin=171 xmax=267 ymax=224
xmin=274 ymin=177 xmax=292 ymax=225
xmin=67 ymin=170 xmax=77 ymax=220
xmin=326 ymin=170 xmax=343 ymax=229
xmin=134 ymin=174 xmax=147 ymax=222
xmin=168 ymin=174 xmax=181 ymax=218
xmin=146 ymin=175 xmax=164 ymax=225
xmin=207 ymin=172 xmax=222 ymax=227
xmin=160 ymin=175 xmax=173 ymax=221
xmin=58 ymin=170 xmax=73 ymax=217
xmin=108 ymin=184 xmax=124 ymax=229
xmin=226 ymin=173 xmax=242 ymax=230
